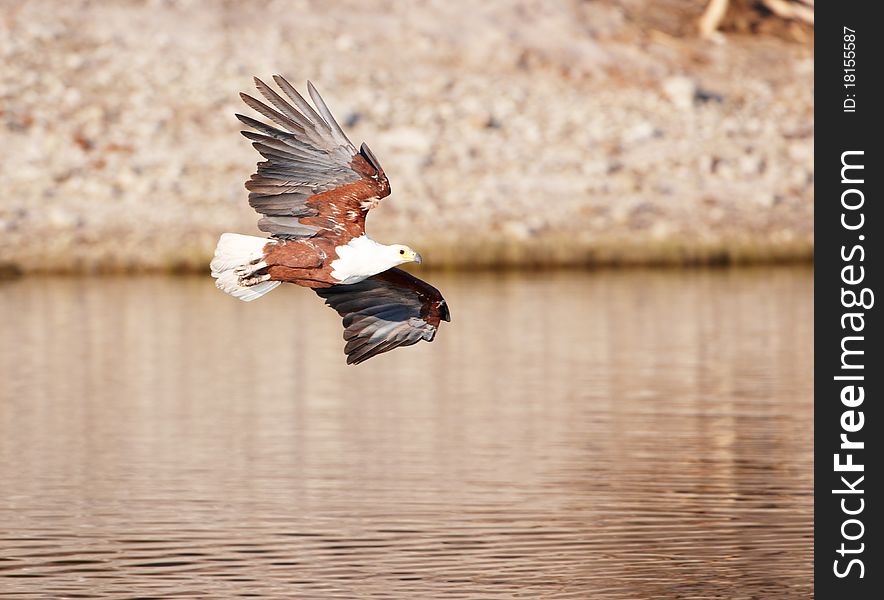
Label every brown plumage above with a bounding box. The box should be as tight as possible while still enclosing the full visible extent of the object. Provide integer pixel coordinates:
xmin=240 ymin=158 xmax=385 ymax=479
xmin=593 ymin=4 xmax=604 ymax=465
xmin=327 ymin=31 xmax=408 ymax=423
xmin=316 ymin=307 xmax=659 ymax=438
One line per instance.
xmin=237 ymin=78 xmax=389 ymax=242
xmin=210 ymin=76 xmax=449 ymax=364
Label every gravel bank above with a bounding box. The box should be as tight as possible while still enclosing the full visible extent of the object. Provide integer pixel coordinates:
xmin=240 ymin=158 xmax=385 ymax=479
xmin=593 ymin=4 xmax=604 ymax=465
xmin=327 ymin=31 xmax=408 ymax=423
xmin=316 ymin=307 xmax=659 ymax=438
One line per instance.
xmin=0 ymin=0 xmax=813 ymax=274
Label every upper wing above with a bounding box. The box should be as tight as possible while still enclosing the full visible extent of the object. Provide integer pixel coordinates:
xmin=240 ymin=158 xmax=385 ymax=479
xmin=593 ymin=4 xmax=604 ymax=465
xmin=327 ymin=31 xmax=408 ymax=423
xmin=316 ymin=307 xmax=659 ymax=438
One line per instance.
xmin=236 ymin=76 xmax=391 ymax=240
xmin=315 ymin=268 xmax=450 ymax=365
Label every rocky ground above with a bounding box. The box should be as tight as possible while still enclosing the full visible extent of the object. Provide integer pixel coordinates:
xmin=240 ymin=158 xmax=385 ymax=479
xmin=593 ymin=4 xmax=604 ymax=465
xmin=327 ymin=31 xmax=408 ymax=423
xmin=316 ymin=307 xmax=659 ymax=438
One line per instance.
xmin=0 ymin=0 xmax=813 ymax=274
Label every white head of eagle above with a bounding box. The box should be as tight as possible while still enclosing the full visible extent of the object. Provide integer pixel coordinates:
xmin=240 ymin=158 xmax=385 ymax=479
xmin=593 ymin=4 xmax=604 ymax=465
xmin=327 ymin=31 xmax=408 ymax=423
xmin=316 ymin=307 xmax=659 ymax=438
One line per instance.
xmin=330 ymin=236 xmax=422 ymax=285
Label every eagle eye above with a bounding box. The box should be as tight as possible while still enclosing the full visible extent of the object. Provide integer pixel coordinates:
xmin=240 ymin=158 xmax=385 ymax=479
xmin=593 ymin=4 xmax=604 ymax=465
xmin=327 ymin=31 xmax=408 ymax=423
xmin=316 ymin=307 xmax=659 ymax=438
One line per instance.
xmin=399 ymin=249 xmax=405 ymax=255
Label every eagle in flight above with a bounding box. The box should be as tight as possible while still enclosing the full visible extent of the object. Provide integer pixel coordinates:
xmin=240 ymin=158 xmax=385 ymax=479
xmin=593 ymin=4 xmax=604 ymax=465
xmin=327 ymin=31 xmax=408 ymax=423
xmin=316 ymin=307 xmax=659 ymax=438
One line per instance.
xmin=211 ymin=76 xmax=449 ymax=364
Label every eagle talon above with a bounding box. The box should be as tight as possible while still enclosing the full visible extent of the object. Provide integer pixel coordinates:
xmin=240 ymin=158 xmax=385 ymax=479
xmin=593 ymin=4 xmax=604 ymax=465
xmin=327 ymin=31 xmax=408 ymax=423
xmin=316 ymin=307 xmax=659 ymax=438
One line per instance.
xmin=235 ymin=260 xmax=267 ymax=277
xmin=241 ymin=273 xmax=271 ymax=286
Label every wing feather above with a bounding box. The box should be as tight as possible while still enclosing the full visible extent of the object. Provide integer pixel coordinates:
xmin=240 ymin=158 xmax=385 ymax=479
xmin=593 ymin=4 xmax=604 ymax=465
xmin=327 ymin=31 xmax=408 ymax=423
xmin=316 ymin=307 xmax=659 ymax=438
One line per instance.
xmin=235 ymin=115 xmax=330 ymax=160
xmin=275 ymin=76 xmax=335 ymax=137
xmin=236 ymin=77 xmax=391 ymax=240
xmin=315 ymin=268 xmax=449 ymax=365
xmin=240 ymin=92 xmax=308 ymax=137
xmin=255 ymin=78 xmax=327 ymax=140
xmin=307 ymin=80 xmax=356 ymax=149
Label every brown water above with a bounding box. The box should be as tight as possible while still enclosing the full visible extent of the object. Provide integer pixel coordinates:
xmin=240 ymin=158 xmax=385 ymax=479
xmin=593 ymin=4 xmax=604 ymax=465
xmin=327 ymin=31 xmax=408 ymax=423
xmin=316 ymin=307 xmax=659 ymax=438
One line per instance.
xmin=0 ymin=268 xmax=812 ymax=599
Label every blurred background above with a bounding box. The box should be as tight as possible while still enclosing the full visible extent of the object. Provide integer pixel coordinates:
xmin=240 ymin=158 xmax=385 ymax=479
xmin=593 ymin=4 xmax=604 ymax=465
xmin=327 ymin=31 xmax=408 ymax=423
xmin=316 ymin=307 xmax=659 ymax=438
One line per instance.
xmin=0 ymin=1 xmax=813 ymax=598
xmin=0 ymin=0 xmax=812 ymax=274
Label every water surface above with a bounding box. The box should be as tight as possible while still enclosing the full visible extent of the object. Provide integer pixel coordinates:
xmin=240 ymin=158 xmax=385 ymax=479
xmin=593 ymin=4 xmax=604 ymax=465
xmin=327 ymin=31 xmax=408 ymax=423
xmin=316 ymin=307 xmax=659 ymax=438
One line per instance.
xmin=0 ymin=268 xmax=813 ymax=598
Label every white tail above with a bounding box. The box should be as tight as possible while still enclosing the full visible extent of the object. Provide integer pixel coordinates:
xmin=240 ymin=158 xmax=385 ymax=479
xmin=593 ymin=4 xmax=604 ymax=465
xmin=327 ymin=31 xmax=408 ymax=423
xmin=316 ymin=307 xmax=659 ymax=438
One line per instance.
xmin=210 ymin=233 xmax=280 ymax=302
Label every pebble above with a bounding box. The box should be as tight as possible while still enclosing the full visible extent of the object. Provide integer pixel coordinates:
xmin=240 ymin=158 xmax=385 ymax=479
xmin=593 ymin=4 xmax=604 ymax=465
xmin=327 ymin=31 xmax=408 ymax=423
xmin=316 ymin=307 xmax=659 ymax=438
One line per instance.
xmin=662 ymin=76 xmax=697 ymax=111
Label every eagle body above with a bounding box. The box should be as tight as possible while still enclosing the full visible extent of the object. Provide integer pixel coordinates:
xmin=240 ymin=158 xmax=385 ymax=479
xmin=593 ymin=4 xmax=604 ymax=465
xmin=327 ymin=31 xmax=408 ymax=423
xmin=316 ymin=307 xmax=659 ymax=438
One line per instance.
xmin=210 ymin=77 xmax=449 ymax=364
xmin=234 ymin=235 xmax=419 ymax=289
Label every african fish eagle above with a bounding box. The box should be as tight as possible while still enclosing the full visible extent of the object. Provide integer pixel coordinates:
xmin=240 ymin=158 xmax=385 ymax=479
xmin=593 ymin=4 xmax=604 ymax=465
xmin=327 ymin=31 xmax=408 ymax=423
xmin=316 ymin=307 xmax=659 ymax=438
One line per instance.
xmin=211 ymin=77 xmax=450 ymax=365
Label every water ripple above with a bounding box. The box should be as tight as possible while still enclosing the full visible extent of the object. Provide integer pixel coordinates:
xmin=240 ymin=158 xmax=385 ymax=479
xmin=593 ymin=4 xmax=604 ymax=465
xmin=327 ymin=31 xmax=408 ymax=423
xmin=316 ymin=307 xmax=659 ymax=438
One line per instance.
xmin=0 ymin=269 xmax=813 ymax=598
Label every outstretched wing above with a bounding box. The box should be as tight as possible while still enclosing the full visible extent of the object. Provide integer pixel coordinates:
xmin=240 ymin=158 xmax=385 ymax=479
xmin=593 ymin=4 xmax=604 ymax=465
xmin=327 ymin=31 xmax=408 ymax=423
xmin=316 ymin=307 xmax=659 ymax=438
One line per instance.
xmin=315 ymin=268 xmax=450 ymax=365
xmin=236 ymin=76 xmax=391 ymax=241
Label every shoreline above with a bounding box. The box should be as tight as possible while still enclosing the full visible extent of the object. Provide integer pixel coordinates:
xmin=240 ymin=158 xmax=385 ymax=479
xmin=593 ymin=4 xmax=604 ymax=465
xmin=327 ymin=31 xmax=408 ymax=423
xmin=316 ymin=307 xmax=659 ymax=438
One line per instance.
xmin=0 ymin=235 xmax=812 ymax=278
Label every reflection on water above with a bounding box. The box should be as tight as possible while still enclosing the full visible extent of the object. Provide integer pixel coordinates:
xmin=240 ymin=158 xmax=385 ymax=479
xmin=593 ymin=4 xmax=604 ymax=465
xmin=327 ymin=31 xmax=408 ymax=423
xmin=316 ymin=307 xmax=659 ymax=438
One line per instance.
xmin=0 ymin=268 xmax=812 ymax=598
